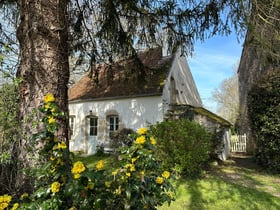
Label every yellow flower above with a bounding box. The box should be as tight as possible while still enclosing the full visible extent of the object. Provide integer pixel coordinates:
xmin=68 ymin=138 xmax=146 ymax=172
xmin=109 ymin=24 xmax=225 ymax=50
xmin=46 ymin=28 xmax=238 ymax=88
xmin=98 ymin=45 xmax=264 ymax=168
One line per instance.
xmin=162 ymin=171 xmax=170 ymax=179
xmin=137 ymin=127 xmax=147 ymax=135
xmin=0 ymin=194 xmax=12 ymax=209
xmin=72 ymin=161 xmax=86 ymax=174
xmin=44 ymin=103 xmax=51 ymax=109
xmin=112 ymin=170 xmax=118 ymax=176
xmin=69 ymin=207 xmax=77 ymax=210
xmin=44 ymin=93 xmax=55 ymax=103
xmin=0 ymin=202 xmax=9 ymax=209
xmin=51 ymin=181 xmax=61 ymax=193
xmin=135 ymin=136 xmax=145 ymax=144
xmin=51 ymin=107 xmax=56 ymax=113
xmin=156 ymin=176 xmax=164 ymax=184
xmin=130 ymin=165 xmax=135 ymax=172
xmin=140 ymin=171 xmax=145 ymax=176
xmin=105 ymin=181 xmax=111 ymax=188
xmin=57 ymin=142 xmax=67 ymax=149
xmin=48 ymin=116 xmax=56 ymax=124
xmin=73 ymin=173 xmax=81 ymax=179
xmin=96 ymin=160 xmax=104 ymax=171
xmin=150 ymin=137 xmax=156 ymax=145
xmin=125 ymin=163 xmax=131 ymax=168
xmin=126 ymin=172 xmax=131 ymax=177
xmin=125 ymin=163 xmax=135 ymax=172
xmin=0 ymin=194 xmax=12 ymax=203
xmin=11 ymin=203 xmax=19 ymax=210
xmin=131 ymin=158 xmax=137 ymax=163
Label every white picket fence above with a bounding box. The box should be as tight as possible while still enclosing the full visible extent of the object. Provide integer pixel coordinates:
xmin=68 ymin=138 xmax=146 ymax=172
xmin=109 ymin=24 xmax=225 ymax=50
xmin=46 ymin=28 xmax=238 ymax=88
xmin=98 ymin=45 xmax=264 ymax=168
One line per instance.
xmin=231 ymin=134 xmax=247 ymax=153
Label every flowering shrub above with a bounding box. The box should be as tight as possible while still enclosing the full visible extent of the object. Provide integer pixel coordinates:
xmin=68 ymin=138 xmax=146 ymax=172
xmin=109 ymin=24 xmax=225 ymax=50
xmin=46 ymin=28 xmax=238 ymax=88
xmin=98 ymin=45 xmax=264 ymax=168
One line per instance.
xmin=1 ymin=94 xmax=175 ymax=209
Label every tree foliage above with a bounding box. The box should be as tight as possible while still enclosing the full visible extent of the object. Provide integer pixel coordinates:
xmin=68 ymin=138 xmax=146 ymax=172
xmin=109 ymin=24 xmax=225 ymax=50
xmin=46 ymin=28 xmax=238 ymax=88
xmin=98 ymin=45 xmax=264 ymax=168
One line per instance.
xmin=1 ymin=0 xmax=249 ymax=74
xmin=212 ymin=71 xmax=239 ymax=123
xmin=0 ymin=80 xmax=19 ymax=194
xmin=0 ymin=0 xmax=279 ymax=74
xmin=248 ymin=70 xmax=280 ymax=172
xmin=246 ymin=0 xmax=280 ymax=65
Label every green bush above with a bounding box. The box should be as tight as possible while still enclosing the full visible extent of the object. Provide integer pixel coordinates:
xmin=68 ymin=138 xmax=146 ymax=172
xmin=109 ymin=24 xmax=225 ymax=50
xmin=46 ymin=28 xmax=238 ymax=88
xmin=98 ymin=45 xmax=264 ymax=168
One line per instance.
xmin=111 ymin=128 xmax=135 ymax=148
xmin=150 ymin=119 xmax=211 ymax=177
xmin=0 ymin=81 xmax=19 ymax=195
xmin=248 ymin=71 xmax=280 ymax=172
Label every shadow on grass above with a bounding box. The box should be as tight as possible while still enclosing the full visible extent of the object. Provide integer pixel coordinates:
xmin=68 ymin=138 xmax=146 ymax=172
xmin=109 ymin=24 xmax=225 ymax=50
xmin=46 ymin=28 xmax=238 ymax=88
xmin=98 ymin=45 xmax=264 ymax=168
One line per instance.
xmin=168 ymin=174 xmax=280 ymax=210
xmin=168 ymin=155 xmax=280 ymax=210
xmin=213 ymin=155 xmax=280 ymax=198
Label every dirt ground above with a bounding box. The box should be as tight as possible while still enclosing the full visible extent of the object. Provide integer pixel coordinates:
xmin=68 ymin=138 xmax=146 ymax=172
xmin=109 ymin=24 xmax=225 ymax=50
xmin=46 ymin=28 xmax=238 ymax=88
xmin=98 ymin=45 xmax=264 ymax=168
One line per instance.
xmin=229 ymin=153 xmax=259 ymax=169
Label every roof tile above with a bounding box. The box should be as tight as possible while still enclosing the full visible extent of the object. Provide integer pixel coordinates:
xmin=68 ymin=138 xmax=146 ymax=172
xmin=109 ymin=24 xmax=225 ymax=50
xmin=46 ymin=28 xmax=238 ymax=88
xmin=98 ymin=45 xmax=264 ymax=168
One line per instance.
xmin=68 ymin=47 xmax=174 ymax=101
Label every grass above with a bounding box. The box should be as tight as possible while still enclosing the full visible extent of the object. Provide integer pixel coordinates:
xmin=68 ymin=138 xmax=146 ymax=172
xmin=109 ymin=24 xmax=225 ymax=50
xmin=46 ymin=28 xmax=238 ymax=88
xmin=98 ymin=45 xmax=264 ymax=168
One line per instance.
xmin=75 ymin=153 xmax=280 ymax=210
xmin=160 ymin=176 xmax=280 ymax=210
xmin=74 ymin=152 xmax=119 ymax=171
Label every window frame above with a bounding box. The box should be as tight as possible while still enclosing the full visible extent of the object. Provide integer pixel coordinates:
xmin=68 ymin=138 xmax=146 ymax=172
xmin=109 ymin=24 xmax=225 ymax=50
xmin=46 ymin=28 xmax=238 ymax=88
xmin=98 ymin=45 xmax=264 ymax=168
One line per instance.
xmin=107 ymin=115 xmax=119 ymax=137
xmin=69 ymin=115 xmax=75 ymax=138
xmin=88 ymin=116 xmax=98 ymax=136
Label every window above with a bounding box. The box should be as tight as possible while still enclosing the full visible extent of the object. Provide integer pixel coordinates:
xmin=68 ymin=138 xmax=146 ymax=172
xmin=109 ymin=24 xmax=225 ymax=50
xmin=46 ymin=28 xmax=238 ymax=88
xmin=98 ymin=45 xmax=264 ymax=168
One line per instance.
xmin=69 ymin=116 xmax=75 ymax=137
xmin=108 ymin=115 xmax=119 ymax=137
xmin=89 ymin=117 xmax=98 ymax=136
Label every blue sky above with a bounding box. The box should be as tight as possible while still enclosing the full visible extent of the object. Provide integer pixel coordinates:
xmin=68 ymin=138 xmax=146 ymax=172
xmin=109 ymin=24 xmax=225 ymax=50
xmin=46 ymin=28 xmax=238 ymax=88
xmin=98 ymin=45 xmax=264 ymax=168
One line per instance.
xmin=188 ymin=33 xmax=244 ymax=113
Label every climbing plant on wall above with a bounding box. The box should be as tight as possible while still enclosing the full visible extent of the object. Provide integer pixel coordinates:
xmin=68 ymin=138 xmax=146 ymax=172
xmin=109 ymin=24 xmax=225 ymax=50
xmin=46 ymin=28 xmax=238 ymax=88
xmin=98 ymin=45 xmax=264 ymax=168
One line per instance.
xmin=248 ymin=70 xmax=280 ymax=172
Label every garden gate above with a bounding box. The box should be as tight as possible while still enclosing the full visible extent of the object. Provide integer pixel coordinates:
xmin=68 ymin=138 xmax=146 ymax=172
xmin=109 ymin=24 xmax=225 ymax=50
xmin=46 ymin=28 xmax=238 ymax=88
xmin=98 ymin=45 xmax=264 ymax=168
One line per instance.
xmin=231 ymin=134 xmax=247 ymax=153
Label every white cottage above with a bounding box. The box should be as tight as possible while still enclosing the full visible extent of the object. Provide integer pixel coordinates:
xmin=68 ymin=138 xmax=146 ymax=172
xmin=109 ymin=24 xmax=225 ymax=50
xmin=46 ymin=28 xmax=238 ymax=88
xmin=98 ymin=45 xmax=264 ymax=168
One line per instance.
xmin=68 ymin=47 xmax=231 ymax=159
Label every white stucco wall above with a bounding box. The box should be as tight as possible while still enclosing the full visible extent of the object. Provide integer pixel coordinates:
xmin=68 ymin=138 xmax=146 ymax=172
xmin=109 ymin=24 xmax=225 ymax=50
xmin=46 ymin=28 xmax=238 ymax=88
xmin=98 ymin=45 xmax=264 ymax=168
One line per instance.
xmin=69 ymin=95 xmax=163 ymax=154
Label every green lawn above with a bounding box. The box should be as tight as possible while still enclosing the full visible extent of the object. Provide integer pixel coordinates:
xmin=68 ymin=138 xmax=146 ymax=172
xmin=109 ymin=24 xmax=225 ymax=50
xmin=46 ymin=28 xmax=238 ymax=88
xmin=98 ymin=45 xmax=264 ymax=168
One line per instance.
xmin=74 ymin=153 xmax=119 ymax=171
xmin=75 ymin=154 xmax=280 ymax=210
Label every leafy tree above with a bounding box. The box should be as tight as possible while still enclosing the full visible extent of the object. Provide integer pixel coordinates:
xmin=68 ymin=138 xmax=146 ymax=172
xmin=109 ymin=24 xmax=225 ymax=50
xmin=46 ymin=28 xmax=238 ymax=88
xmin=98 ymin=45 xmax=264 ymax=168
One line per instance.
xmin=212 ymin=70 xmax=239 ymax=123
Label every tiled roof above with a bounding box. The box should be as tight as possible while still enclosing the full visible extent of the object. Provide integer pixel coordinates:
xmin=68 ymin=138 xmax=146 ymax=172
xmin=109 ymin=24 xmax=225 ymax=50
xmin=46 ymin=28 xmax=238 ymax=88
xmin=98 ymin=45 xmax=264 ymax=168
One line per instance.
xmin=68 ymin=47 xmax=174 ymax=101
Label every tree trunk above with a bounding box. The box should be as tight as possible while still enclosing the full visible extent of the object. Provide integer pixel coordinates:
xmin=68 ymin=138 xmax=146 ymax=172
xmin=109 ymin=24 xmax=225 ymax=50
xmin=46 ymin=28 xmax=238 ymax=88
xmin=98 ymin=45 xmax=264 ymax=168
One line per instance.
xmin=16 ymin=0 xmax=69 ymax=192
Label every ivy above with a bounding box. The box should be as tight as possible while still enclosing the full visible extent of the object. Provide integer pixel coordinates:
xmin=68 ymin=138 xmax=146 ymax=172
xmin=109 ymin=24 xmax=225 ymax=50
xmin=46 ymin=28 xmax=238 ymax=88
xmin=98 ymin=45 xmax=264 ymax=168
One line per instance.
xmin=248 ymin=70 xmax=280 ymax=172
